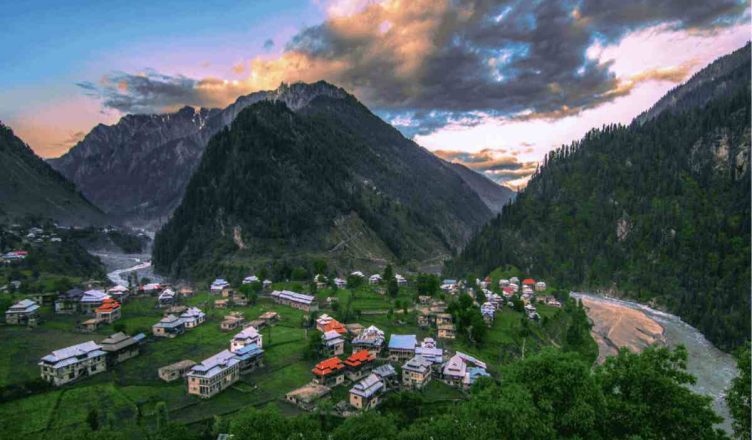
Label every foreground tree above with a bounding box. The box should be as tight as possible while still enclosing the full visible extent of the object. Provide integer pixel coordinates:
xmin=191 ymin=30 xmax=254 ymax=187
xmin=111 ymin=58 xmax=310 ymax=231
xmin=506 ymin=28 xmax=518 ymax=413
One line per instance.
xmin=596 ymin=346 xmax=727 ymax=439
xmin=727 ymin=342 xmax=751 ymax=440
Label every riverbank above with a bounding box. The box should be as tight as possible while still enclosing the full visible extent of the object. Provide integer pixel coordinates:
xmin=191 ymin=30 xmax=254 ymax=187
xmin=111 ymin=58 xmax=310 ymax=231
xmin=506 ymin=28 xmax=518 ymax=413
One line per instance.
xmin=573 ymin=292 xmax=737 ymax=433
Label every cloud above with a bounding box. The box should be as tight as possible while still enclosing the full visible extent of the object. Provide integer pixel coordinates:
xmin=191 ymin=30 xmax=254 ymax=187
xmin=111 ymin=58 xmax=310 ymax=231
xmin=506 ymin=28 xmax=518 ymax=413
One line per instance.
xmin=55 ymin=131 xmax=87 ymax=149
xmin=263 ymin=39 xmax=275 ymax=50
xmin=79 ymin=0 xmax=747 ymax=125
xmin=434 ymin=148 xmax=538 ymax=188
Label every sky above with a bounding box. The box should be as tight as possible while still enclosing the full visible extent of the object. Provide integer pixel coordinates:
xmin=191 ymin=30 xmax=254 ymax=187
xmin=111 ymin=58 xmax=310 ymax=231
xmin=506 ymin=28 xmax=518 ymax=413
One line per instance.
xmin=0 ymin=0 xmax=749 ymax=189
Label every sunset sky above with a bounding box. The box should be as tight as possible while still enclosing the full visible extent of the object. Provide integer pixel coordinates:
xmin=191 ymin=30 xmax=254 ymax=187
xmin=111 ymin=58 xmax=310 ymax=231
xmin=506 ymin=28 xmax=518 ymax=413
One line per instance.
xmin=1 ymin=0 xmax=749 ymax=188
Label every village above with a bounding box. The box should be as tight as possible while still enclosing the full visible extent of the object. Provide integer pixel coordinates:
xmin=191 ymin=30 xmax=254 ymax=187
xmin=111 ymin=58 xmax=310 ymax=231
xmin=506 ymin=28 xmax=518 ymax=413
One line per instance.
xmin=2 ymin=258 xmax=570 ymax=431
xmin=0 ymin=222 xmax=574 ymax=434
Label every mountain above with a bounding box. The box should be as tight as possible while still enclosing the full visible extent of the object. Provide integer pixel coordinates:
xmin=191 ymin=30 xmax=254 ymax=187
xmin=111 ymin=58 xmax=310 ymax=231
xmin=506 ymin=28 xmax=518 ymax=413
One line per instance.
xmin=448 ymin=45 xmax=751 ymax=351
xmin=0 ymin=123 xmax=105 ymax=225
xmin=153 ymin=82 xmax=494 ymax=279
xmin=449 ymin=163 xmax=515 ymax=213
xmin=48 ymin=82 xmax=385 ymax=227
xmin=635 ymin=43 xmax=751 ymax=124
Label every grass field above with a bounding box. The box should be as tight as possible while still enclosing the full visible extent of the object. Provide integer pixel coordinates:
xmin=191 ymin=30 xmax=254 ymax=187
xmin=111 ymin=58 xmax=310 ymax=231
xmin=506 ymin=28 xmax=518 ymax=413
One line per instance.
xmin=0 ymin=281 xmax=580 ymax=438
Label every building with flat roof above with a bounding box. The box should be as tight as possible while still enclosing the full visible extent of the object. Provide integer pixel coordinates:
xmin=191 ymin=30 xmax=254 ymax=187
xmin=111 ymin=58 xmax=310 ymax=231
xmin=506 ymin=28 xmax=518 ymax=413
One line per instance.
xmin=388 ymin=334 xmax=417 ymax=362
xmin=5 ymin=299 xmax=39 ymax=325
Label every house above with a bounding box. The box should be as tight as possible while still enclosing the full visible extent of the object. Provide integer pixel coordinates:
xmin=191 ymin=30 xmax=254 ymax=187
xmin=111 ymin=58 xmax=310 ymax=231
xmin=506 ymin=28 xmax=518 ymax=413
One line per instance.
xmin=55 ymin=288 xmax=83 ymax=314
xmin=180 ymin=307 xmax=206 ymax=328
xmin=100 ymin=332 xmax=141 ymax=366
xmin=79 ymin=318 xmax=103 ymax=332
xmin=258 ymin=311 xmax=280 ymax=325
xmin=368 ymin=274 xmax=382 ymax=285
xmin=344 ymin=350 xmax=376 ymax=381
xmin=417 ymin=309 xmax=430 ymax=328
xmin=345 ymin=323 xmax=364 ymax=336
xmin=107 ymin=285 xmax=129 ymax=301
xmin=322 ymin=330 xmax=345 ymax=356
xmin=437 ymin=323 xmax=456 ymax=340
xmin=499 ymin=279 xmax=510 ymax=288
xmin=314 ymin=274 xmax=328 ymax=289
xmin=221 ymin=312 xmax=246 ymax=331
xmin=418 ymin=295 xmax=432 ymax=305
xmin=349 ymin=373 xmax=385 ymax=410
xmin=388 ymin=334 xmax=417 ymax=362
xmin=28 ymin=292 xmax=57 ymax=306
xmin=142 ymin=283 xmax=162 ymax=295
xmin=270 ymin=290 xmax=318 ymax=312
xmin=350 ymin=271 xmax=365 ymax=278
xmin=186 ymin=350 xmax=241 ymax=398
xmin=502 ymin=286 xmax=515 ymax=298
xmin=231 ymin=326 xmax=263 ymax=352
xmin=372 ymin=364 xmax=398 ymax=389
xmin=535 ymin=281 xmax=547 ymax=292
xmin=95 ymin=298 xmax=121 ymax=323
xmin=242 ymin=275 xmax=259 ymax=285
xmin=178 ymin=287 xmax=194 ymax=297
xmin=316 ymin=314 xmax=347 ymax=334
xmin=158 ymin=360 xmax=196 ymax=382
xmin=39 ymin=341 xmax=107 ymax=386
xmin=525 ymin=303 xmax=540 ymax=320
xmin=481 ymin=302 xmax=495 ymax=325
xmin=440 ymin=279 xmax=458 ymax=293
xmin=285 ymin=383 xmax=331 ymax=410
xmin=5 ymin=299 xmax=40 ymax=325
xmin=414 ymin=337 xmax=444 ymax=365
xmin=442 ymin=352 xmax=489 ymax=389
xmin=351 ymin=325 xmax=385 ymax=356
xmin=232 ymin=293 xmax=248 ymax=306
xmin=522 ymin=278 xmax=535 ymax=287
xmin=233 ymin=343 xmax=264 ymax=374
xmin=312 ymin=357 xmax=345 ymax=386
xmin=334 ymin=278 xmax=346 ymax=289
xmin=152 ymin=314 xmax=186 ymax=338
xmin=395 ymin=274 xmax=407 ymax=286
xmin=214 ymin=299 xmax=229 ymax=309
xmin=402 ymin=355 xmax=432 ymax=389
xmin=434 ymin=313 xmax=453 ymax=326
xmin=262 ymin=279 xmax=273 ymax=290
xmin=158 ymin=289 xmax=177 ymax=307
xmin=509 ymin=277 xmax=520 ymax=285
xmin=80 ymin=289 xmax=110 ymax=314
xmin=210 ymin=279 xmax=230 ymax=295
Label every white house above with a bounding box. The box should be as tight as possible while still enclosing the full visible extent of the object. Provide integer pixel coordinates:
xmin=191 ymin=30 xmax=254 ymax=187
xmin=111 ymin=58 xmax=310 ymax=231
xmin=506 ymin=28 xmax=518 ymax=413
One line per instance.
xmin=5 ymin=299 xmax=40 ymax=325
xmin=186 ymin=350 xmax=241 ymax=398
xmin=349 ymin=373 xmax=385 ymax=410
xmin=334 ymin=278 xmax=347 ymax=288
xmin=39 ymin=341 xmax=107 ymax=386
xmin=230 ymin=326 xmax=263 ymax=352
xmin=368 ymin=274 xmax=382 ymax=285
xmin=210 ymin=278 xmax=230 ymax=294
xmin=395 ymin=274 xmax=407 ymax=286
xmin=442 ymin=352 xmax=489 ymax=389
xmin=80 ymin=289 xmax=111 ymax=313
xmin=535 ymin=281 xmax=547 ymax=292
xmin=180 ymin=307 xmax=206 ymax=328
xmin=242 ymin=275 xmax=259 ymax=285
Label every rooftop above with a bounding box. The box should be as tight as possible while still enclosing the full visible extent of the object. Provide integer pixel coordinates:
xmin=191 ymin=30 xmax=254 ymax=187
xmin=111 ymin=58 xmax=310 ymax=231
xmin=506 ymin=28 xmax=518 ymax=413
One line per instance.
xmin=312 ymin=357 xmax=344 ymax=376
xmin=388 ymin=334 xmax=417 ymax=350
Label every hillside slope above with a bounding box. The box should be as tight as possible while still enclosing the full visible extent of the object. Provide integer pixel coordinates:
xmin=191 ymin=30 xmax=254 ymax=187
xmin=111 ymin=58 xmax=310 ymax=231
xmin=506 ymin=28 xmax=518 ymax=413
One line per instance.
xmin=153 ymin=85 xmax=493 ymax=279
xmin=449 ymin=46 xmax=751 ymax=350
xmin=449 ymin=163 xmax=515 ymax=213
xmin=0 ymin=123 xmax=105 ymax=225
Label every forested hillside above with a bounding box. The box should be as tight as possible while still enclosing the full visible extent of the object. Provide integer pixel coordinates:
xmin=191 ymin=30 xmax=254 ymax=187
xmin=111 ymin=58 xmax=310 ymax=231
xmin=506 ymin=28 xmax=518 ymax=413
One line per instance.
xmin=449 ymin=49 xmax=751 ymax=350
xmin=0 ymin=123 xmax=105 ymax=226
xmin=153 ymin=90 xmax=494 ymax=279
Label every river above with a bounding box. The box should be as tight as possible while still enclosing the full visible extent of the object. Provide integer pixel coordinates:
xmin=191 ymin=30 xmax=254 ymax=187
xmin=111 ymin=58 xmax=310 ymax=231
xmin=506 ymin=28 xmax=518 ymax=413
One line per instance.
xmin=91 ymin=251 xmax=163 ymax=286
xmin=572 ymin=292 xmax=737 ymax=433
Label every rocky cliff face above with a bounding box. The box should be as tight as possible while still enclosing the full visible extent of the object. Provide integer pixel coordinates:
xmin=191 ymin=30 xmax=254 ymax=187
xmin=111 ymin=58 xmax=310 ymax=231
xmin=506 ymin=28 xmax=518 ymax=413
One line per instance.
xmin=49 ymin=82 xmax=382 ymax=227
